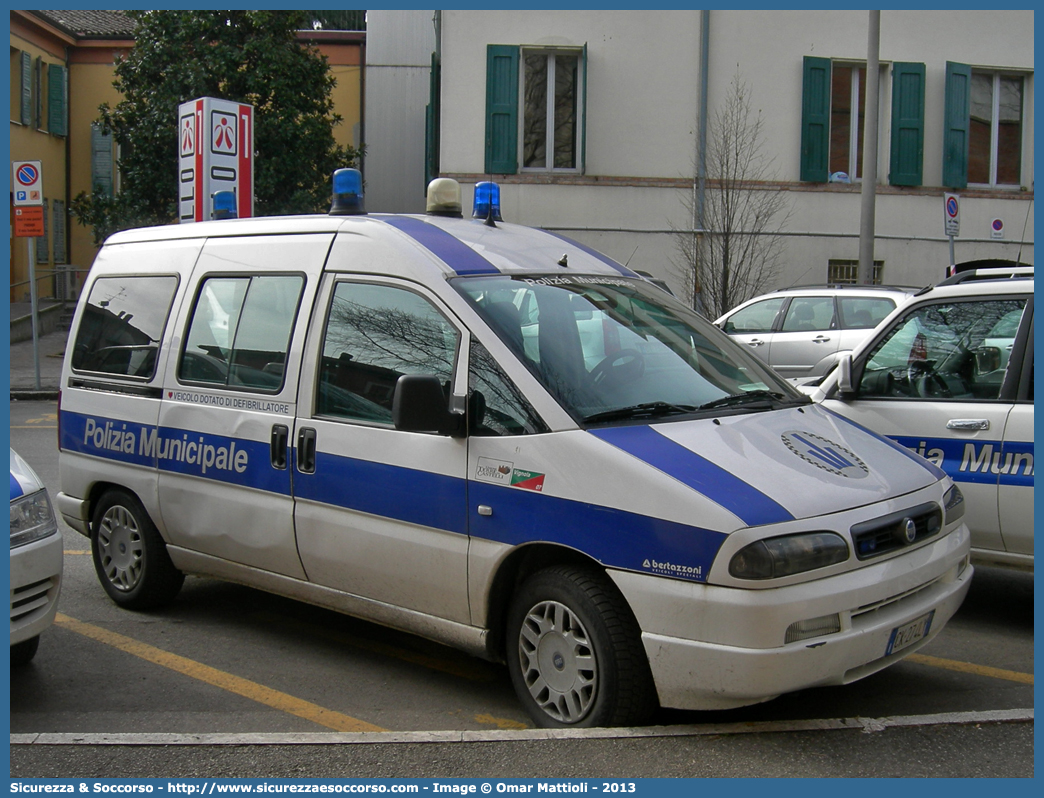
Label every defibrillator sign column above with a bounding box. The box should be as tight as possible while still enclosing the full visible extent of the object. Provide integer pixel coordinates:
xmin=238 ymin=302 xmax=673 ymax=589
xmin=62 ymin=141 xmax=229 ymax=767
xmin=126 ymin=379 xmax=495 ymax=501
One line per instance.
xmin=178 ymin=97 xmax=254 ymax=222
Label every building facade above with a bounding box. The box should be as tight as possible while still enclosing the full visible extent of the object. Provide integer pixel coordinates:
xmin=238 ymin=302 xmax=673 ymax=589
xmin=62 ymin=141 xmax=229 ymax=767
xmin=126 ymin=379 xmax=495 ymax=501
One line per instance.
xmin=9 ymin=10 xmax=364 ymax=304
xmin=424 ymin=10 xmax=1033 ymax=303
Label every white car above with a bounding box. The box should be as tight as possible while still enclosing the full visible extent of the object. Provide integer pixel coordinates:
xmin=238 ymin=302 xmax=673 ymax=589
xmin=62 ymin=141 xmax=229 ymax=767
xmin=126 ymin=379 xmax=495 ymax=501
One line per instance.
xmin=10 ymin=448 xmax=64 ymax=664
xmin=716 ymin=285 xmax=914 ymax=378
xmin=809 ymin=271 xmax=1033 ymax=570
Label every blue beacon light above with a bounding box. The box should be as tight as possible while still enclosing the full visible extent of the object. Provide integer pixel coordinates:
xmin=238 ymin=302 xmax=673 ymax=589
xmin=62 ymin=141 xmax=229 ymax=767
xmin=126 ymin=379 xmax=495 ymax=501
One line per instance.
xmin=330 ymin=168 xmax=365 ymax=215
xmin=472 ymin=181 xmax=502 ymax=224
xmin=211 ymin=190 xmax=237 ymax=220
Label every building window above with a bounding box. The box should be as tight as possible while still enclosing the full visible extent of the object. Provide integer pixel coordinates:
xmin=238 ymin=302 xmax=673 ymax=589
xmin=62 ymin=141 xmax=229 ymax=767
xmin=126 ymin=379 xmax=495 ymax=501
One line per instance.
xmin=522 ymin=50 xmax=581 ymax=171
xmin=828 ymin=259 xmax=883 ymax=285
xmin=969 ymin=71 xmax=1023 ymax=186
xmin=802 ymin=57 xmax=924 ymax=186
xmin=485 ymin=44 xmax=586 ymax=175
xmin=944 ymin=62 xmax=1027 ymax=189
xmin=829 ymin=64 xmax=866 ymax=180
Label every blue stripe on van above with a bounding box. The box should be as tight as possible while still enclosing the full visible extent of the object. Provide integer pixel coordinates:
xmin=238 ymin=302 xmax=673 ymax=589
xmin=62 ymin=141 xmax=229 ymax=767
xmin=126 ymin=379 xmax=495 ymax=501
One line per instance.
xmin=538 ymin=230 xmax=640 ymax=277
xmin=826 ymin=411 xmax=949 ymax=482
xmin=11 ymin=472 xmax=25 ymax=500
xmin=296 ymin=448 xmax=726 ymax=582
xmin=468 ymin=480 xmax=727 ymax=582
xmin=380 ymin=216 xmax=501 ymax=276
xmin=589 ymin=425 xmax=794 ymax=528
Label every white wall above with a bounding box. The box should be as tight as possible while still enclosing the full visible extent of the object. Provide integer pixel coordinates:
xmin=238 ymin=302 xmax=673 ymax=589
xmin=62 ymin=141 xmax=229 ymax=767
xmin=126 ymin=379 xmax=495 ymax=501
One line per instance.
xmin=364 ymin=9 xmax=436 ymax=213
xmin=435 ymin=10 xmax=1033 ymax=301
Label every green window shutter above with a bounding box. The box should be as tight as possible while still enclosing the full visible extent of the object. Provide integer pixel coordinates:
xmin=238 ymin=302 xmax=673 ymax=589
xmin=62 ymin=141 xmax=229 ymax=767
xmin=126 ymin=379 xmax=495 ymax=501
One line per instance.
xmin=91 ymin=123 xmax=114 ymax=196
xmin=580 ymin=42 xmax=588 ymax=175
xmin=53 ymin=200 xmax=67 ymax=264
xmin=37 ymin=199 xmax=50 ymax=265
xmin=485 ymin=45 xmax=519 ymax=175
xmin=20 ymin=51 xmax=32 ymax=125
xmin=889 ymin=62 xmax=925 ymax=186
xmin=942 ymin=61 xmax=971 ymax=189
xmin=47 ymin=64 xmax=67 ymax=136
xmin=800 ymin=56 xmax=831 ymax=182
xmin=34 ymin=57 xmax=43 ymax=129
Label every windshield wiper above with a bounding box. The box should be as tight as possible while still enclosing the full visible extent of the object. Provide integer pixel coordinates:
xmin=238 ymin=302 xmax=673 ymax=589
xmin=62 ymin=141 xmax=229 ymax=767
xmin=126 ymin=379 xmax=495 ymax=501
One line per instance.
xmin=583 ymin=401 xmax=698 ymax=425
xmin=696 ymin=390 xmax=804 ymax=412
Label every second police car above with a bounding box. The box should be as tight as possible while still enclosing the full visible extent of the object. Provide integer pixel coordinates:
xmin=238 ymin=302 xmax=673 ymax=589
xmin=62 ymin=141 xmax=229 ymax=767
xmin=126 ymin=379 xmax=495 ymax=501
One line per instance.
xmin=56 ymin=173 xmax=972 ymax=727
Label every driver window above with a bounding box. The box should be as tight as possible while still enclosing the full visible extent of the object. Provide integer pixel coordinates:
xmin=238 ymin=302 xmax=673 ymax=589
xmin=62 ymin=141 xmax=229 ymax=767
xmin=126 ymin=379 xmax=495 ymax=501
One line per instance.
xmin=317 ymin=282 xmax=460 ymax=423
xmin=858 ymin=299 xmax=1026 ymax=401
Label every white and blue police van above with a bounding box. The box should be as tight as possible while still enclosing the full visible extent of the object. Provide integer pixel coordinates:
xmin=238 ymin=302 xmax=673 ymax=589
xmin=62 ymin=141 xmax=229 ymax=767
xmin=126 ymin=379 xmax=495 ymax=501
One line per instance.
xmin=11 ymin=448 xmax=64 ymax=665
xmin=57 ymin=172 xmax=972 ymax=727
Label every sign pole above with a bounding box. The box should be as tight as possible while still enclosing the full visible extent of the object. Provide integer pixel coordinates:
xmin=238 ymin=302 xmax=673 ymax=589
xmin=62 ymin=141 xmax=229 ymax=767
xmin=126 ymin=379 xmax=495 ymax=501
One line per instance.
xmin=27 ymin=237 xmax=41 ymax=390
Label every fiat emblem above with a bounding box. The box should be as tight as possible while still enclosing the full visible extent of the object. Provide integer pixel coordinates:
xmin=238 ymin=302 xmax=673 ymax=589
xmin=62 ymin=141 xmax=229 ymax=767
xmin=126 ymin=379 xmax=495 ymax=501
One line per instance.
xmin=902 ymin=517 xmax=917 ymax=544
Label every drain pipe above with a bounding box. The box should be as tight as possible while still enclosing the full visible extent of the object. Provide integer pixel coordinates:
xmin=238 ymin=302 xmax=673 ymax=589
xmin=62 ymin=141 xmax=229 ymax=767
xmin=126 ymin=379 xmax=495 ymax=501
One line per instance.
xmin=857 ymin=10 xmax=881 ymax=284
xmin=693 ymin=9 xmax=710 ymax=309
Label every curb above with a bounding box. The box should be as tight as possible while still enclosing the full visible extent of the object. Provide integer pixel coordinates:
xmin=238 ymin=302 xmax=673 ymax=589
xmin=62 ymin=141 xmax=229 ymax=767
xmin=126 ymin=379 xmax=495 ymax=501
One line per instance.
xmin=11 ymin=391 xmax=61 ymax=401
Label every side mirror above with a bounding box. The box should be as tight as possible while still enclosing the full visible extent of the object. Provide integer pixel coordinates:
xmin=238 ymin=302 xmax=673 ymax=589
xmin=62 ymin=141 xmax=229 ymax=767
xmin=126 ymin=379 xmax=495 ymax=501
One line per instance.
xmin=392 ymin=374 xmax=464 ymax=437
xmin=836 ymin=353 xmax=856 ymax=397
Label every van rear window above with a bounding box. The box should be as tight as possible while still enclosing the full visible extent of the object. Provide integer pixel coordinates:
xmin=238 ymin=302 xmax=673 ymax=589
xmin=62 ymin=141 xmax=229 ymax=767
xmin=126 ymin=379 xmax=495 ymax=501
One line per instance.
xmin=71 ymin=276 xmax=178 ymax=378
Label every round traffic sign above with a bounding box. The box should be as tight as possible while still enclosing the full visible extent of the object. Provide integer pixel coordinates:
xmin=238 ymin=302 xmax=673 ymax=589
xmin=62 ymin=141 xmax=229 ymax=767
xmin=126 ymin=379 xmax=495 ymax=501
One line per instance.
xmin=946 ymin=196 xmax=959 ymax=218
xmin=16 ymin=164 xmax=39 ymax=186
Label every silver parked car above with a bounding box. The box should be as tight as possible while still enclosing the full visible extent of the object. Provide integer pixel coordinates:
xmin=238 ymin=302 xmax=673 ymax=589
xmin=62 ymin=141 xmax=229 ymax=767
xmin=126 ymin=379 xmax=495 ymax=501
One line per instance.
xmin=715 ymin=285 xmax=915 ymax=378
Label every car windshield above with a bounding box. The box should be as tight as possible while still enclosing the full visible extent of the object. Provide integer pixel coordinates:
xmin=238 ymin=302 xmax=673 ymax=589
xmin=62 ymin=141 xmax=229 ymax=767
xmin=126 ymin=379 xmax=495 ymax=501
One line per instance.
xmin=453 ymin=274 xmax=807 ymax=425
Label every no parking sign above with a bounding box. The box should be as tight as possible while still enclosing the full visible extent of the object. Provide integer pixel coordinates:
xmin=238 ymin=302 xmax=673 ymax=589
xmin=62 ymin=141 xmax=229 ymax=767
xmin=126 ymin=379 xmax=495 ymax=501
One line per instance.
xmin=943 ymin=192 xmax=960 ymax=237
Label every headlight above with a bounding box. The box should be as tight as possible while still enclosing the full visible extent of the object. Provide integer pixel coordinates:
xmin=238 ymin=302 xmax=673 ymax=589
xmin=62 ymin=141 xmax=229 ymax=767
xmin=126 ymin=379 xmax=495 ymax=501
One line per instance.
xmin=729 ymin=531 xmax=849 ymax=580
xmin=10 ymin=489 xmax=58 ymax=548
xmin=944 ymin=484 xmax=965 ymax=525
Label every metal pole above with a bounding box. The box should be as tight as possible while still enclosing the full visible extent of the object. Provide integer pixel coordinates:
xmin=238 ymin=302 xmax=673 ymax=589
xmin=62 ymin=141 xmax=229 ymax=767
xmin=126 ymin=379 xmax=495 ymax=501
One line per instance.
xmin=858 ymin=10 xmax=881 ymax=284
xmin=28 ymin=237 xmax=41 ymax=390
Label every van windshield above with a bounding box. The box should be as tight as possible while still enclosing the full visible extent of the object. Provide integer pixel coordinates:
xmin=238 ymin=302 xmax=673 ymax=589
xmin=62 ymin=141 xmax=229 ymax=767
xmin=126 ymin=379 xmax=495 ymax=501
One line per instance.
xmin=454 ymin=275 xmax=807 ymax=426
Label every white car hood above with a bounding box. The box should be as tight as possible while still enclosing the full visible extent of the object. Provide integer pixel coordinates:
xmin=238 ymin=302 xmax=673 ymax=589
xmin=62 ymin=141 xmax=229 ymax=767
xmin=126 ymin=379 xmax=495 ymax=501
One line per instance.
xmin=593 ymin=404 xmax=940 ymax=526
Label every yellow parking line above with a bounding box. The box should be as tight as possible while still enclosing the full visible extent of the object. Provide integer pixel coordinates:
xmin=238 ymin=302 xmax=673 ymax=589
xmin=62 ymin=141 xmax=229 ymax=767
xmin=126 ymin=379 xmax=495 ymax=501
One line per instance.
xmin=907 ymin=653 xmax=1033 ymax=684
xmin=54 ymin=613 xmax=386 ymax=732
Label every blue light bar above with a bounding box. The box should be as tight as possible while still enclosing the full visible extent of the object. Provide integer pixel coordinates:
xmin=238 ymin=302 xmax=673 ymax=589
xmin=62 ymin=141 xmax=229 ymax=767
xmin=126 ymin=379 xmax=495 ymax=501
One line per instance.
xmin=212 ymin=190 xmax=237 ymax=220
xmin=472 ymin=181 xmax=502 ymax=222
xmin=330 ymin=168 xmax=365 ymax=215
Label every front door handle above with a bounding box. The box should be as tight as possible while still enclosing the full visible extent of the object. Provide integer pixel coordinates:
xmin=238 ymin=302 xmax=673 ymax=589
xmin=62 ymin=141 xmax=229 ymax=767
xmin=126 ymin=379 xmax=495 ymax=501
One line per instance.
xmin=946 ymin=419 xmax=990 ymax=431
xmin=747 ymin=338 xmax=765 ymax=347
xmin=271 ymin=424 xmax=288 ymax=469
xmin=297 ymin=427 xmax=317 ymax=473
xmin=813 ymin=335 xmax=831 ymax=343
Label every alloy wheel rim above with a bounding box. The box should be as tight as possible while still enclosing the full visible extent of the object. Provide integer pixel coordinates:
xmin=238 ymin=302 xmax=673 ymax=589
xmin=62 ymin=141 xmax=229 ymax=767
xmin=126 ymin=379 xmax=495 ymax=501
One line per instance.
xmin=518 ymin=599 xmax=597 ymax=723
xmin=98 ymin=506 xmax=144 ymax=592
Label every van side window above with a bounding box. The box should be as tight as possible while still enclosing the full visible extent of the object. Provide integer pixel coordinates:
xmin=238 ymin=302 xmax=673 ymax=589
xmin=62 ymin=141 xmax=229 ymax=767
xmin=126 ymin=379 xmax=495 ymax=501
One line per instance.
xmin=179 ymin=275 xmax=304 ymax=392
xmin=468 ymin=340 xmax=548 ymax=436
xmin=71 ymin=276 xmax=178 ymax=378
xmin=317 ymin=282 xmax=460 ymax=423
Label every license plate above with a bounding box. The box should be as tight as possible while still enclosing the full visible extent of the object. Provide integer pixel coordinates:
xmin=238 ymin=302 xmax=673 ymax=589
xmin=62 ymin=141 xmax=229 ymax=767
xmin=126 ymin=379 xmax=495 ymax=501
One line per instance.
xmin=886 ymin=610 xmax=935 ymax=656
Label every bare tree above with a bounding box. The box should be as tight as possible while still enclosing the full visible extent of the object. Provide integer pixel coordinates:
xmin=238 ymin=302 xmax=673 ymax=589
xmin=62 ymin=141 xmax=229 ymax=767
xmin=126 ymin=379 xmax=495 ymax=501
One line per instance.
xmin=673 ymin=71 xmax=792 ymax=319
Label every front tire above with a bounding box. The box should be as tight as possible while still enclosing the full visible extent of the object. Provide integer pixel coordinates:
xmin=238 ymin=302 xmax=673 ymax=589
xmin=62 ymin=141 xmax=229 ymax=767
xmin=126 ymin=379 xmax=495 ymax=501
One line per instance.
xmin=92 ymin=489 xmax=184 ymax=610
xmin=11 ymin=635 xmax=40 ymax=666
xmin=506 ymin=565 xmax=657 ymax=728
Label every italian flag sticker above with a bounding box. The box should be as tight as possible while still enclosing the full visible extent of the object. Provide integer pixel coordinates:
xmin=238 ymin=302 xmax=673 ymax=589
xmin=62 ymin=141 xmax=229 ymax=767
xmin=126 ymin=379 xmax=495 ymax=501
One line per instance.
xmin=511 ymin=469 xmax=545 ymax=492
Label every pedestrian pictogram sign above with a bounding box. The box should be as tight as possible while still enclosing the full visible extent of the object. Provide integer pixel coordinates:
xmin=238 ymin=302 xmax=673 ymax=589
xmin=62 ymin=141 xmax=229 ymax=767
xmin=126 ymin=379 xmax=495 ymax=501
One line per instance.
xmin=12 ymin=160 xmax=43 ymax=206
xmin=178 ymin=97 xmax=253 ymax=222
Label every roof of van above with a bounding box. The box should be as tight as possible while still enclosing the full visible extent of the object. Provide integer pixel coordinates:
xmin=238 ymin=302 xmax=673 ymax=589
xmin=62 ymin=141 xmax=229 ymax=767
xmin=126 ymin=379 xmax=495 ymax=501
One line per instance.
xmin=103 ymin=214 xmax=641 ymax=281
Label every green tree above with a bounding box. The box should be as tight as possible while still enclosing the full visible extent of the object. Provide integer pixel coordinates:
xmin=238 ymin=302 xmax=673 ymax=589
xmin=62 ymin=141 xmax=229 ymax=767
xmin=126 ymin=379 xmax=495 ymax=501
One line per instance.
xmin=72 ymin=10 xmax=362 ymax=244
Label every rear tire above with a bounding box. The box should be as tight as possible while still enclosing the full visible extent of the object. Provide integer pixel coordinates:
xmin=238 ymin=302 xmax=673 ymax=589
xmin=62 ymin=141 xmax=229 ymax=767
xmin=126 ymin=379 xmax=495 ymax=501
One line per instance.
xmin=91 ymin=489 xmax=184 ymax=610
xmin=506 ymin=565 xmax=657 ymax=728
xmin=11 ymin=635 xmax=40 ymax=666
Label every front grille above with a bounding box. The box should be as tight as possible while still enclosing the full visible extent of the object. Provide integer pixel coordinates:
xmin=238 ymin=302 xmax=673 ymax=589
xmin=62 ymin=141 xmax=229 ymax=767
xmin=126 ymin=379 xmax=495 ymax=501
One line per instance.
xmin=851 ymin=502 xmax=942 ymax=560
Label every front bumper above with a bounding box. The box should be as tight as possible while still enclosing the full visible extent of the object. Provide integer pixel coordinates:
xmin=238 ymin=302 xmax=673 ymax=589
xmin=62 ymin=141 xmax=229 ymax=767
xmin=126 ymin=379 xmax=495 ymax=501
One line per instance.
xmin=10 ymin=530 xmax=64 ymax=646
xmin=610 ymin=522 xmax=971 ymax=711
